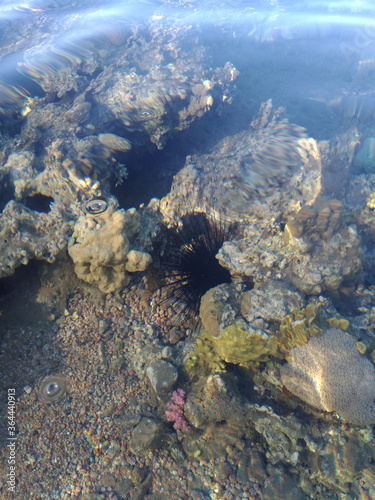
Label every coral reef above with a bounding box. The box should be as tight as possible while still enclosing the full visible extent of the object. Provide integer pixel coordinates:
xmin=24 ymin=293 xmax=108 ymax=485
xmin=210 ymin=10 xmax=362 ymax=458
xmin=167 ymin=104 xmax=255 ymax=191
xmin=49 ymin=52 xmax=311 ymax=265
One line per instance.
xmin=284 ymin=196 xmax=343 ymax=244
xmin=9 ymin=15 xmax=238 ymax=168
xmin=160 ymin=100 xmax=322 ymax=223
xmin=281 ymin=327 xmax=375 ymax=426
xmin=0 ymin=144 xmax=99 ymax=278
xmin=0 ymin=10 xmax=238 ymax=281
xmin=68 ymin=203 xmax=152 ymax=293
xmin=185 ymin=318 xmax=278 ymax=376
xmin=276 ymin=304 xmax=323 ymax=355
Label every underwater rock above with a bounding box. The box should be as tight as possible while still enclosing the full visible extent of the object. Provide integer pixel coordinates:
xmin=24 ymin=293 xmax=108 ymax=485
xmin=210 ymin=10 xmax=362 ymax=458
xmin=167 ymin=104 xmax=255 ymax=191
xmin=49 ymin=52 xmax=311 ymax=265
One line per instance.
xmin=287 ymin=224 xmax=362 ymax=295
xmin=146 ymin=359 xmax=178 ymax=396
xmin=199 ymin=284 xmax=240 ymax=338
xmin=0 ymin=144 xmax=99 ymax=278
xmin=282 ymin=196 xmax=363 ymax=295
xmin=216 ymin=223 xmax=287 ymax=285
xmin=184 ymin=373 xmax=246 ymax=428
xmin=68 ymin=203 xmax=151 ymax=293
xmin=240 ymin=279 xmax=304 ymax=325
xmin=281 ymin=327 xmax=375 ymax=426
xmin=352 ymin=136 xmax=375 ymax=175
xmin=160 ymin=100 xmax=321 ymax=223
xmin=129 ymin=417 xmax=166 ymax=455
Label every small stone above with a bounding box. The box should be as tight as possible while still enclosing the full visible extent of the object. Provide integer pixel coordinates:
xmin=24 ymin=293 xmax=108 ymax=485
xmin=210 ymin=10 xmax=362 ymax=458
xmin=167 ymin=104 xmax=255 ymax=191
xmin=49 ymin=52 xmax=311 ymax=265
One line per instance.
xmin=129 ymin=417 xmax=165 ymax=454
xmin=23 ymin=385 xmax=32 ymax=394
xmin=114 ymin=411 xmax=142 ymax=430
xmin=98 ymin=319 xmax=111 ymax=335
xmin=161 ymin=346 xmax=172 ymax=359
xmin=165 ymin=327 xmax=185 ymax=344
xmin=102 ymin=403 xmax=116 ymax=417
xmin=290 ymin=451 xmax=299 ymax=466
xmin=146 ymin=359 xmax=178 ymax=395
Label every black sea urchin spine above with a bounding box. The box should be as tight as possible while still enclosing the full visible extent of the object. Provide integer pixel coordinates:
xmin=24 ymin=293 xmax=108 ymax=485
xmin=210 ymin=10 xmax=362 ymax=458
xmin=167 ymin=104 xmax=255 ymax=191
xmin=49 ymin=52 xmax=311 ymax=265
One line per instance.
xmin=160 ymin=212 xmax=232 ymax=321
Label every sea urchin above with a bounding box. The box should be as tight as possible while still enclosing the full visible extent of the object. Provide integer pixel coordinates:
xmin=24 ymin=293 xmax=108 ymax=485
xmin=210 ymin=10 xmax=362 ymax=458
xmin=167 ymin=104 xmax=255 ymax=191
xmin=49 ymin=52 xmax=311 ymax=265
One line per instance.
xmin=160 ymin=212 xmax=232 ymax=321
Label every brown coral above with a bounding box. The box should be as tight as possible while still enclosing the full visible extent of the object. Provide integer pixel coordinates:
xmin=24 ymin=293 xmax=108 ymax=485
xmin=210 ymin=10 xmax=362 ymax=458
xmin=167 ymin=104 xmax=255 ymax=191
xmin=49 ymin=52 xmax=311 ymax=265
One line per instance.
xmin=281 ymin=328 xmax=375 ymax=426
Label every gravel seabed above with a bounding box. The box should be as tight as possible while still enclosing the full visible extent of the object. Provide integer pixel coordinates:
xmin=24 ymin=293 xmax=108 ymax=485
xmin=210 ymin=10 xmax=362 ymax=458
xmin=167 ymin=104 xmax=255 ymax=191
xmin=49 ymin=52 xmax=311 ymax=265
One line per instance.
xmin=0 ymin=259 xmax=262 ymax=500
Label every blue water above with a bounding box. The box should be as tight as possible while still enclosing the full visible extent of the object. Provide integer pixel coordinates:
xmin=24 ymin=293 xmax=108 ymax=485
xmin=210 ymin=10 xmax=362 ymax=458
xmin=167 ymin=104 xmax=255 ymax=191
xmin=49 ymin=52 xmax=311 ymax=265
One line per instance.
xmin=0 ymin=0 xmax=374 ymax=143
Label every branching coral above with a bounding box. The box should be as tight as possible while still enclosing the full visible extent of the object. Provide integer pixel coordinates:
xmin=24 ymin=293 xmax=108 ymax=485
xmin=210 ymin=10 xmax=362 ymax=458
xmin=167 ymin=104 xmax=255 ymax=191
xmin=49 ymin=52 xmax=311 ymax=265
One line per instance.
xmin=165 ymin=389 xmax=190 ymax=432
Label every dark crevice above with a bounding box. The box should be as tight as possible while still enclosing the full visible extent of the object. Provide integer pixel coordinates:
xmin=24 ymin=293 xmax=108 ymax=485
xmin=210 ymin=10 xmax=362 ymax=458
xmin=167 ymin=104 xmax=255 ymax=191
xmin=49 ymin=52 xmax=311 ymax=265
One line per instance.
xmin=0 ymin=172 xmax=15 ymax=212
xmin=23 ymin=193 xmax=54 ymax=213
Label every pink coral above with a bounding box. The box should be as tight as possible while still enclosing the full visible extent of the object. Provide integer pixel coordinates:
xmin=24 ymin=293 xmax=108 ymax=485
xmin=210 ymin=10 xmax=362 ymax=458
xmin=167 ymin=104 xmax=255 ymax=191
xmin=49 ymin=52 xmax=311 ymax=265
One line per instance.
xmin=165 ymin=389 xmax=190 ymax=432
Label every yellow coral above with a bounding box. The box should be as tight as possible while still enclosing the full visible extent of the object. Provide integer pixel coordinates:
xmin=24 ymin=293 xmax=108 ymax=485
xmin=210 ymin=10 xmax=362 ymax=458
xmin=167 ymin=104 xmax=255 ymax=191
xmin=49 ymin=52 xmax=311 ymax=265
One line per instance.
xmin=184 ymin=330 xmax=225 ymax=376
xmin=184 ymin=320 xmax=278 ymax=376
xmin=366 ymin=193 xmax=375 ymax=210
xmin=185 ymin=304 xmax=351 ymax=377
xmin=211 ymin=321 xmax=278 ymax=369
xmin=326 ymin=318 xmax=349 ymax=331
xmin=276 ymin=304 xmax=351 ymax=357
xmin=277 ymin=304 xmax=323 ymax=355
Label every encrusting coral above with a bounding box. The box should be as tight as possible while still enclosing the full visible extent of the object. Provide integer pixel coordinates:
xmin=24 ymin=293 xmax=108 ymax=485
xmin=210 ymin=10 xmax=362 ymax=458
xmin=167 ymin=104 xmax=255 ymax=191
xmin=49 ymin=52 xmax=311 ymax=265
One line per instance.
xmin=184 ymin=320 xmax=278 ymax=376
xmin=211 ymin=320 xmax=278 ymax=368
xmin=276 ymin=304 xmax=323 ymax=355
xmin=284 ymin=196 xmax=343 ymax=244
xmin=281 ymin=327 xmax=375 ymax=426
xmin=68 ymin=202 xmax=152 ymax=293
xmin=185 ymin=280 xmax=352 ymax=377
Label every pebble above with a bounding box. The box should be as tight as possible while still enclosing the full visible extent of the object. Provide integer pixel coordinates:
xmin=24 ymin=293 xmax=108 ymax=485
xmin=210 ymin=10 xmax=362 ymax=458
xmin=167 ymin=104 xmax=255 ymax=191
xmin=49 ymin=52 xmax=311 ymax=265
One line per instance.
xmin=146 ymin=359 xmax=178 ymax=395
